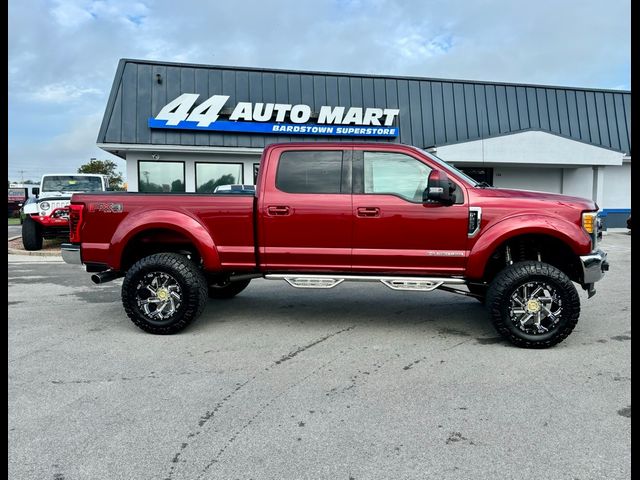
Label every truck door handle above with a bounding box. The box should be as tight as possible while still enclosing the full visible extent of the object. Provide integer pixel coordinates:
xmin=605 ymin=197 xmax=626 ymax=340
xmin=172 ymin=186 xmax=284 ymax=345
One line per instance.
xmin=267 ymin=205 xmax=291 ymax=216
xmin=357 ymin=207 xmax=380 ymax=217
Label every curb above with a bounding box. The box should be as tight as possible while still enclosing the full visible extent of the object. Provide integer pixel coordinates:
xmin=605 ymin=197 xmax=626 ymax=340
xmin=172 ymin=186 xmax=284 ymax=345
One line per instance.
xmin=8 ymin=247 xmax=62 ymax=257
xmin=8 ymin=236 xmax=63 ymax=257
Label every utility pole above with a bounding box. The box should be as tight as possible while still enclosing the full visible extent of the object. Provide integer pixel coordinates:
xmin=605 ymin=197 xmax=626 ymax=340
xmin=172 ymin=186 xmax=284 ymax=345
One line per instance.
xmin=19 ymin=170 xmax=25 ymax=184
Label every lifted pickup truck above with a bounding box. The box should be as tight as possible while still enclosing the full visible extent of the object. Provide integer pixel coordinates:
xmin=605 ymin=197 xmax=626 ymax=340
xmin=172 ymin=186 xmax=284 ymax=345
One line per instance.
xmin=62 ymin=142 xmax=608 ymax=348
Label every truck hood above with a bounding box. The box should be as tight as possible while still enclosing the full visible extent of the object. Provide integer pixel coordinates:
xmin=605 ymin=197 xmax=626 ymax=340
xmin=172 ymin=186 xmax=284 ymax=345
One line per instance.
xmin=474 ymin=187 xmax=597 ymax=210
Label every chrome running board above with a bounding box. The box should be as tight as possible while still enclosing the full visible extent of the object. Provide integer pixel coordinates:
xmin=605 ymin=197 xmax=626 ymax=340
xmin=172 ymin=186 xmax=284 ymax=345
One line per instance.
xmin=264 ymin=274 xmax=465 ymax=292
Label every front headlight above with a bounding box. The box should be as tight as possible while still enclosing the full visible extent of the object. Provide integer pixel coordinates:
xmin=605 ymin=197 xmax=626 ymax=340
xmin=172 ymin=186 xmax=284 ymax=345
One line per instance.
xmin=582 ymin=212 xmax=597 ymax=234
xmin=582 ymin=211 xmax=599 ymax=250
xmin=39 ymin=201 xmax=50 ymax=210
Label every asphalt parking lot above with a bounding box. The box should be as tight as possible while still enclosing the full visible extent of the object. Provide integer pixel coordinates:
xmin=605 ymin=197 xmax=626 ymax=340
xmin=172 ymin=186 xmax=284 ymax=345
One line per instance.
xmin=8 ymin=224 xmax=21 ymax=238
xmin=8 ymin=232 xmax=630 ymax=480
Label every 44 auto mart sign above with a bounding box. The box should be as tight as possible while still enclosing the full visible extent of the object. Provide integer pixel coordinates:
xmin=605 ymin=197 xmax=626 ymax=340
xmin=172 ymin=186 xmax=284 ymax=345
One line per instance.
xmin=149 ymin=94 xmax=399 ymax=137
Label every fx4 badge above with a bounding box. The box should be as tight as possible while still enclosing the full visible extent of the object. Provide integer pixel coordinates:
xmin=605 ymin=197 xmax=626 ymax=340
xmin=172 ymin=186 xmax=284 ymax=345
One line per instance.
xmin=88 ymin=203 xmax=123 ymax=213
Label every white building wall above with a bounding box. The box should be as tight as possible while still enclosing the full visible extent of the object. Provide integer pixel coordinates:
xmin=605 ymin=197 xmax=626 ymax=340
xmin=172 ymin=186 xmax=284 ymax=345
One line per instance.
xmin=436 ymin=130 xmax=624 ymax=166
xmin=436 ymin=130 xmax=628 ymax=209
xmin=561 ymin=167 xmax=593 ymax=199
xmin=126 ymin=159 xmax=138 ymax=192
xmin=493 ymin=167 xmax=563 ymax=193
xmin=601 ymin=162 xmax=631 ymax=209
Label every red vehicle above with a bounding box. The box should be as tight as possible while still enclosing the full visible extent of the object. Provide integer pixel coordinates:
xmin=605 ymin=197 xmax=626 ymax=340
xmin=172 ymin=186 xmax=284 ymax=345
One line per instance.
xmin=62 ymin=143 xmax=608 ymax=348
xmin=8 ymin=187 xmax=28 ymax=218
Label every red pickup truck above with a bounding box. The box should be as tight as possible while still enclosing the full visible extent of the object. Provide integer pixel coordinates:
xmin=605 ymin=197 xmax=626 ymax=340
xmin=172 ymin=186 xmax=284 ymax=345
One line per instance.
xmin=62 ymin=142 xmax=608 ymax=348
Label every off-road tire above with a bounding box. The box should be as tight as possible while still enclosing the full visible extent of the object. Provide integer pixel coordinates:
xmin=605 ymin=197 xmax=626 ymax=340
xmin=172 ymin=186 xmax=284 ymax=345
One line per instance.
xmin=22 ymin=217 xmax=43 ymax=251
xmin=486 ymin=261 xmax=580 ymax=349
xmin=208 ymin=279 xmax=251 ymax=299
xmin=122 ymin=253 xmax=208 ymax=334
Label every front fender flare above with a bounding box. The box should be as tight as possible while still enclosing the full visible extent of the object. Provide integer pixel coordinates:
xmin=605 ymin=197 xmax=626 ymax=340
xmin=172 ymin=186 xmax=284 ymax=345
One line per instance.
xmin=466 ymin=214 xmax=591 ymax=279
xmin=109 ymin=210 xmax=221 ymax=271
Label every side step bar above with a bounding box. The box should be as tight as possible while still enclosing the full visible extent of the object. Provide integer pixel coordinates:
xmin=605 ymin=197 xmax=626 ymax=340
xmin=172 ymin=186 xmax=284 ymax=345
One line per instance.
xmin=264 ymin=274 xmax=465 ymax=292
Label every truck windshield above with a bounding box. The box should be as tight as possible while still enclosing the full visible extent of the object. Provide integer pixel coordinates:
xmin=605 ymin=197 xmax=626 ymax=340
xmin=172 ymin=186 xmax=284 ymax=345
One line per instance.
xmin=42 ymin=176 xmax=104 ymax=193
xmin=421 ymin=151 xmax=481 ymax=187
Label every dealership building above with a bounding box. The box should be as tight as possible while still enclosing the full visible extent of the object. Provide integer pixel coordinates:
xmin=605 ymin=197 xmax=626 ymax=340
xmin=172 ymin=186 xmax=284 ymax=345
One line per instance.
xmin=97 ymin=59 xmax=631 ymax=227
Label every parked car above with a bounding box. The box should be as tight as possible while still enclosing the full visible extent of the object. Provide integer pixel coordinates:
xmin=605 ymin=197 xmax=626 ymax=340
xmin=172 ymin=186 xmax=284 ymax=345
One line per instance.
xmin=61 ymin=142 xmax=608 ymax=348
xmin=7 ymin=187 xmax=28 ymax=218
xmin=213 ymin=184 xmax=256 ymax=194
xmin=21 ymin=173 xmax=109 ymax=251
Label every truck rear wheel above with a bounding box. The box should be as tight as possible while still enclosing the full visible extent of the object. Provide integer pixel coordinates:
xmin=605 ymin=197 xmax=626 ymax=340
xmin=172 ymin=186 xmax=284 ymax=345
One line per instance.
xmin=486 ymin=261 xmax=580 ymax=348
xmin=208 ymin=278 xmax=251 ymax=299
xmin=122 ymin=253 xmax=208 ymax=334
xmin=22 ymin=217 xmax=43 ymax=251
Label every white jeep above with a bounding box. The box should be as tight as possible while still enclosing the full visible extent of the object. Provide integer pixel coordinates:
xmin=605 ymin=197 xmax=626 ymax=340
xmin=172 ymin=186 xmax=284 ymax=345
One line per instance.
xmin=22 ymin=174 xmax=109 ymax=251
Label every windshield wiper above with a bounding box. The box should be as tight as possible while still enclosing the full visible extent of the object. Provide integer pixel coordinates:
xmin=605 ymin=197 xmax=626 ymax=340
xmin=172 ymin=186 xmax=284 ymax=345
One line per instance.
xmin=476 ymin=181 xmax=492 ymax=188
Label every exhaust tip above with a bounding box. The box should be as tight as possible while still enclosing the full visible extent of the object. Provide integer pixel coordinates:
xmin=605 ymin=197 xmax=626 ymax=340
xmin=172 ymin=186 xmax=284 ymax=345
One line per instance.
xmin=91 ymin=270 xmax=121 ymax=284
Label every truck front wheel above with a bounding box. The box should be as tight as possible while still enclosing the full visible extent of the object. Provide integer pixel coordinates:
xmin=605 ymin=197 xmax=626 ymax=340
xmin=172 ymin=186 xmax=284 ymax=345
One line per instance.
xmin=486 ymin=261 xmax=580 ymax=348
xmin=22 ymin=217 xmax=43 ymax=251
xmin=208 ymin=278 xmax=251 ymax=299
xmin=122 ymin=253 xmax=208 ymax=334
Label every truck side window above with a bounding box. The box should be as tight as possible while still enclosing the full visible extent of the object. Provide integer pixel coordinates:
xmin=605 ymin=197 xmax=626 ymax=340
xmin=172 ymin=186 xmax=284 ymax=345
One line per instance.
xmin=363 ymin=152 xmax=432 ymax=202
xmin=276 ymin=151 xmax=343 ymax=194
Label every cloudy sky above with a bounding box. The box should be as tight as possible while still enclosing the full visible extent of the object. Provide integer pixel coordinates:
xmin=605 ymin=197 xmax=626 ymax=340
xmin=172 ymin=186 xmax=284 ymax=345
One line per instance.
xmin=8 ymin=0 xmax=630 ymax=182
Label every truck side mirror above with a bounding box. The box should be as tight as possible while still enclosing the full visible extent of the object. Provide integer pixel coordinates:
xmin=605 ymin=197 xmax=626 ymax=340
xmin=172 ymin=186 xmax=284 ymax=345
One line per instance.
xmin=31 ymin=187 xmax=40 ymax=196
xmin=423 ymin=170 xmax=454 ymax=205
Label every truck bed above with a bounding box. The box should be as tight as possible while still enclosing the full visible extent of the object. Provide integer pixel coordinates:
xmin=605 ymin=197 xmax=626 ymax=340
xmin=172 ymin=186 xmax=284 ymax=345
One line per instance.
xmin=71 ymin=192 xmax=256 ymax=270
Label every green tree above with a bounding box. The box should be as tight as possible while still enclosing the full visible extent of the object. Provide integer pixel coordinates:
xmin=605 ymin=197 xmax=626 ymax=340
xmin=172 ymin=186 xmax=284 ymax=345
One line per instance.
xmin=197 ymin=174 xmax=236 ymax=193
xmin=77 ymin=159 xmax=125 ymax=190
xmin=171 ymin=179 xmax=185 ymax=192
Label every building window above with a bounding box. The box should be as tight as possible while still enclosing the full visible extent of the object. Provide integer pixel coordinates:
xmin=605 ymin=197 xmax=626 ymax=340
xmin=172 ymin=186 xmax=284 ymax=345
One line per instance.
xmin=456 ymin=167 xmax=493 ymax=186
xmin=276 ymin=151 xmax=343 ymax=194
xmin=363 ymin=151 xmax=432 ymax=202
xmin=195 ymin=163 xmax=244 ymax=193
xmin=138 ymin=161 xmax=185 ymax=193
xmin=253 ymin=163 xmax=260 ymax=184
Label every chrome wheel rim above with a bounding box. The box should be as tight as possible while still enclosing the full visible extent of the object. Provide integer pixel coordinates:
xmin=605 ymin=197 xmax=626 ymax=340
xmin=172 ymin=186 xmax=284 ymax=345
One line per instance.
xmin=135 ymin=271 xmax=182 ymax=321
xmin=509 ymin=281 xmax=562 ymax=335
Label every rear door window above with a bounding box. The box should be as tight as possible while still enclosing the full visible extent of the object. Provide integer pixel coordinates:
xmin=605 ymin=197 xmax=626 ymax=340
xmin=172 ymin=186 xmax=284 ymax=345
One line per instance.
xmin=276 ymin=151 xmax=345 ymax=194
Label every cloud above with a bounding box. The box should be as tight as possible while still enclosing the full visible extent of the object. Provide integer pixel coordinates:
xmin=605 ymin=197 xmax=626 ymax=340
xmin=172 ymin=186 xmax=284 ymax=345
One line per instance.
xmin=50 ymin=0 xmax=94 ymax=28
xmin=26 ymin=83 xmax=102 ymax=103
xmin=8 ymin=113 xmax=125 ymax=181
xmin=395 ymin=33 xmax=455 ymax=59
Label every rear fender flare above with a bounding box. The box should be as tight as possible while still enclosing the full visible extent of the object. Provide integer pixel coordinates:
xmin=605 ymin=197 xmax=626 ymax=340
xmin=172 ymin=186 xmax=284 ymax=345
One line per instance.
xmin=109 ymin=210 xmax=221 ymax=271
xmin=466 ymin=214 xmax=591 ymax=279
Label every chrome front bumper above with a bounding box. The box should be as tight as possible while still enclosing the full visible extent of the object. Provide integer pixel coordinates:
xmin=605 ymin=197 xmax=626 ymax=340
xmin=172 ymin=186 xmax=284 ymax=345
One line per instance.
xmin=61 ymin=243 xmax=82 ymax=265
xmin=580 ymin=249 xmax=609 ymax=284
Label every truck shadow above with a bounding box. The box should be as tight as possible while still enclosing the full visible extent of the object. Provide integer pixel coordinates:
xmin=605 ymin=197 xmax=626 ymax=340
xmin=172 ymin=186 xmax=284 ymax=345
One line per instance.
xmin=195 ymin=281 xmax=493 ymax=338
